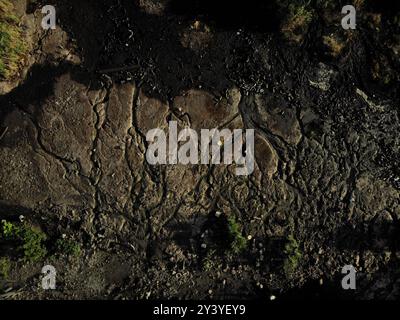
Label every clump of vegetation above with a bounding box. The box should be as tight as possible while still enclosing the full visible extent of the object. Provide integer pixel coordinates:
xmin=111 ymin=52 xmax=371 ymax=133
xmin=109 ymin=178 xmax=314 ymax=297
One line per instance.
xmin=21 ymin=226 xmax=47 ymax=262
xmin=280 ymin=1 xmax=314 ymax=43
xmin=1 ymin=220 xmax=47 ymax=262
xmin=366 ymin=12 xmax=382 ymax=30
xmin=0 ymin=257 xmax=10 ymax=279
xmin=371 ymin=57 xmax=395 ymax=85
xmin=283 ymin=235 xmax=302 ymax=275
xmin=55 ymin=238 xmax=81 ymax=257
xmin=0 ymin=0 xmax=27 ymax=80
xmin=227 ymin=216 xmax=247 ymax=254
xmin=1 ymin=219 xmax=18 ymax=238
xmin=323 ymin=34 xmax=346 ymax=57
xmin=202 ymin=249 xmax=216 ymax=271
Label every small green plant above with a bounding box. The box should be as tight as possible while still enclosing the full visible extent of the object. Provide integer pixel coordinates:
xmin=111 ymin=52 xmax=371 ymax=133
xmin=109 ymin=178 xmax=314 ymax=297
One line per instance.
xmin=21 ymin=226 xmax=47 ymax=262
xmin=0 ymin=257 xmax=10 ymax=279
xmin=283 ymin=235 xmax=302 ymax=275
xmin=227 ymin=216 xmax=247 ymax=254
xmin=1 ymin=220 xmax=47 ymax=262
xmin=55 ymin=238 xmax=81 ymax=256
xmin=1 ymin=219 xmax=19 ymax=238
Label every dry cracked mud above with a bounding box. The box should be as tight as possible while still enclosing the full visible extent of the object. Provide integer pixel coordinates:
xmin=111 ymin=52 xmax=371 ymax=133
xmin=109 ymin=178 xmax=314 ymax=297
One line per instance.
xmin=0 ymin=0 xmax=399 ymax=300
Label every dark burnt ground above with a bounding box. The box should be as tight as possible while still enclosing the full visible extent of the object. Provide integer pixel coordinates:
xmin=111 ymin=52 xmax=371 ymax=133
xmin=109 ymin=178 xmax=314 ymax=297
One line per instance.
xmin=0 ymin=0 xmax=399 ymax=300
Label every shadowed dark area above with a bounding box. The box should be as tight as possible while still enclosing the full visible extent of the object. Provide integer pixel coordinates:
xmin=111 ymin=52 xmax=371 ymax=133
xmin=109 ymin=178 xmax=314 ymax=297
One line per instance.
xmin=168 ymin=0 xmax=281 ymax=32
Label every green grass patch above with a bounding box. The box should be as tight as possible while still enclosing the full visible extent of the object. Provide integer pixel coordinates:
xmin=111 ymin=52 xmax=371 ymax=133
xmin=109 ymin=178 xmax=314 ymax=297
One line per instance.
xmin=0 ymin=0 xmax=27 ymax=80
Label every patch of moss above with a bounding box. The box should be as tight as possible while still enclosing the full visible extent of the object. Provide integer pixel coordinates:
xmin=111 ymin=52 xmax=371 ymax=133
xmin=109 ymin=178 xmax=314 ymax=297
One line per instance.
xmin=283 ymin=235 xmax=302 ymax=275
xmin=227 ymin=216 xmax=247 ymax=254
xmin=0 ymin=0 xmax=27 ymax=80
xmin=1 ymin=220 xmax=47 ymax=262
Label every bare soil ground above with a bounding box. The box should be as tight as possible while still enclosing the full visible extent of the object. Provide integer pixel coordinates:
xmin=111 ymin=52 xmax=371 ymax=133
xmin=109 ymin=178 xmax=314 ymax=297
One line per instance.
xmin=0 ymin=0 xmax=399 ymax=300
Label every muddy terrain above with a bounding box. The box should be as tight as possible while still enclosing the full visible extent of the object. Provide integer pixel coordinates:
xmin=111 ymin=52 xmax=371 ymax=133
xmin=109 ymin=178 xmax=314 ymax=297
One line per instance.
xmin=0 ymin=0 xmax=399 ymax=300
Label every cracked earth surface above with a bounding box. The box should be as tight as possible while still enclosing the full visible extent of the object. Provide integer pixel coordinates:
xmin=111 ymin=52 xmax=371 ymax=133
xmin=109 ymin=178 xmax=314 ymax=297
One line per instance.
xmin=0 ymin=0 xmax=400 ymax=299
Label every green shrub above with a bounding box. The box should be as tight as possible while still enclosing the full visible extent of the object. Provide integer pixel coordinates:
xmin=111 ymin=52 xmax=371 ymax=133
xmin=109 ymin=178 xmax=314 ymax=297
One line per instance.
xmin=1 ymin=219 xmax=19 ymax=238
xmin=21 ymin=226 xmax=47 ymax=262
xmin=1 ymin=220 xmax=47 ymax=262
